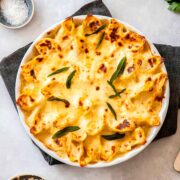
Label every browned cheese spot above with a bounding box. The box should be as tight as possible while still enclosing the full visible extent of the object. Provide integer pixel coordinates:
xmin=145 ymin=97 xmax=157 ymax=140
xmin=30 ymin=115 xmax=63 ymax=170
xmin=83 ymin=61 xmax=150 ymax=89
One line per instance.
xmin=30 ymin=96 xmax=35 ymax=102
xmin=155 ymin=96 xmax=164 ymax=102
xmin=125 ymin=34 xmax=130 ymax=40
xmin=34 ymin=119 xmax=37 ymax=125
xmin=59 ymin=54 xmax=63 ymax=58
xmin=128 ymin=45 xmax=132 ymax=49
xmin=36 ymin=57 xmax=43 ymax=62
xmin=70 ymin=45 xmax=74 ymax=50
xmin=30 ymin=127 xmax=36 ymax=134
xmin=149 ymin=87 xmax=153 ymax=92
xmin=55 ymin=139 xmax=62 ymax=147
xmin=111 ymin=53 xmax=114 ymax=58
xmin=62 ymin=35 xmax=68 ymax=40
xmin=39 ymin=40 xmax=52 ymax=50
xmin=127 ymin=64 xmax=135 ymax=73
xmin=137 ymin=59 xmax=142 ymax=66
xmin=116 ymin=119 xmax=130 ymax=130
xmin=146 ymin=77 xmax=152 ymax=82
xmin=65 ymin=103 xmax=70 ymax=108
xmin=111 ymin=146 xmax=116 ymax=153
xmin=139 ymin=132 xmax=142 ymax=138
xmin=148 ymin=58 xmax=154 ymax=68
xmin=89 ymin=21 xmax=100 ymax=31
xmin=149 ymin=109 xmax=153 ymax=112
xmin=123 ymin=27 xmax=127 ymax=33
xmin=47 ymin=31 xmax=52 ymax=35
xmin=118 ymin=42 xmax=122 ymax=46
xmin=85 ymin=48 xmax=89 ymax=53
xmin=96 ymin=86 xmax=100 ymax=91
xmin=57 ymin=46 xmax=62 ymax=51
xmin=110 ymin=27 xmax=119 ymax=43
xmin=79 ymin=100 xmax=83 ymax=106
xmin=98 ymin=64 xmax=107 ymax=73
xmin=105 ymin=35 xmax=109 ymax=40
xmin=30 ymin=69 xmax=36 ymax=79
xmin=96 ymin=51 xmax=101 ymax=56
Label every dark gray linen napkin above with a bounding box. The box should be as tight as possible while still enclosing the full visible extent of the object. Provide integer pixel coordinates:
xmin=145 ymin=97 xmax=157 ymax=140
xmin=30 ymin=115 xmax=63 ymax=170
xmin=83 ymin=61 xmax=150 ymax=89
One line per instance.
xmin=0 ymin=0 xmax=179 ymax=165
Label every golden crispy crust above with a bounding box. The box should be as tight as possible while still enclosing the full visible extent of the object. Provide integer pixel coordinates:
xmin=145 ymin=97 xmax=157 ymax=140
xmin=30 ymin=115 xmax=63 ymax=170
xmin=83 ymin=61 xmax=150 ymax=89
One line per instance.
xmin=17 ymin=15 xmax=167 ymax=166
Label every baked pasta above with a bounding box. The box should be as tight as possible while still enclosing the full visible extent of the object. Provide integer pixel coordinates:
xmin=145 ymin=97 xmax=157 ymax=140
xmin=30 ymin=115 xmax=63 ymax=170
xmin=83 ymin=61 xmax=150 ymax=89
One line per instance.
xmin=17 ymin=15 xmax=167 ymax=166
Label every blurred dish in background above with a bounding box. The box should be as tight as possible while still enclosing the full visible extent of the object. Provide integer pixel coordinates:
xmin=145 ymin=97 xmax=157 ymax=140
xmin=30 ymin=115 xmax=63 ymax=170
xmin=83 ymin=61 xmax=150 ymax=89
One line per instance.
xmin=9 ymin=174 xmax=44 ymax=180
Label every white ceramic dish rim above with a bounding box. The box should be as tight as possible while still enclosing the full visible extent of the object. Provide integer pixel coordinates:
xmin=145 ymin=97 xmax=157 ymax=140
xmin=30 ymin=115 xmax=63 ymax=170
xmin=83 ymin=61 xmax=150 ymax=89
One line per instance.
xmin=15 ymin=15 xmax=170 ymax=168
xmin=0 ymin=0 xmax=34 ymax=29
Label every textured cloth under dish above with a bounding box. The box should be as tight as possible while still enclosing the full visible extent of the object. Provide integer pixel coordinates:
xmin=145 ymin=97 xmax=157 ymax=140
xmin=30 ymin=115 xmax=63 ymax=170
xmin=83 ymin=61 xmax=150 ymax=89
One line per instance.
xmin=0 ymin=0 xmax=179 ymax=165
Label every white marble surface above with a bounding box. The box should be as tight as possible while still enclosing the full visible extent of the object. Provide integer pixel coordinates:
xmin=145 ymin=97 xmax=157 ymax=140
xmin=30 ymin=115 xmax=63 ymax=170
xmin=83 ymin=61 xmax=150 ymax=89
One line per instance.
xmin=0 ymin=0 xmax=179 ymax=179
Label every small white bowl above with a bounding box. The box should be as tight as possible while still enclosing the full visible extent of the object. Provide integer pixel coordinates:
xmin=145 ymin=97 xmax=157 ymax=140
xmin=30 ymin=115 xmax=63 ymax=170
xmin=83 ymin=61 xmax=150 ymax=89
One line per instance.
xmin=15 ymin=15 xmax=170 ymax=168
xmin=0 ymin=0 xmax=34 ymax=29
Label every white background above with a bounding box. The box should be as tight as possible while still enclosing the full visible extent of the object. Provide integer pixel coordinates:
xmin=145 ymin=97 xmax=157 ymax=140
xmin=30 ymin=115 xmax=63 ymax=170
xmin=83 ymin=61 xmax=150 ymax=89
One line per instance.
xmin=0 ymin=0 xmax=179 ymax=179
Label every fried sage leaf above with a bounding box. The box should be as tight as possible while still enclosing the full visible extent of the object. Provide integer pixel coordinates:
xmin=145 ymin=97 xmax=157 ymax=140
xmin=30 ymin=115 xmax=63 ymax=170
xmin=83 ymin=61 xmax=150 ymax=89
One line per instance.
xmin=47 ymin=96 xmax=70 ymax=107
xmin=106 ymin=102 xmax=117 ymax=120
xmin=102 ymin=133 xmax=125 ymax=140
xmin=52 ymin=126 xmax=80 ymax=139
xmin=85 ymin=24 xmax=106 ymax=36
xmin=107 ymin=81 xmax=126 ymax=98
xmin=109 ymin=57 xmax=126 ymax=83
xmin=107 ymin=80 xmax=119 ymax=95
xmin=96 ymin=31 xmax=105 ymax=48
xmin=66 ymin=70 xmax=76 ymax=89
xmin=109 ymin=88 xmax=126 ymax=99
xmin=48 ymin=67 xmax=69 ymax=77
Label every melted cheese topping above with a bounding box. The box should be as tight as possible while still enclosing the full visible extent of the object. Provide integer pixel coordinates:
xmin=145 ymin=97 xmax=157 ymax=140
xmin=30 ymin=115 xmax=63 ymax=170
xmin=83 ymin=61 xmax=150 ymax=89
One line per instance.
xmin=17 ymin=15 xmax=167 ymax=166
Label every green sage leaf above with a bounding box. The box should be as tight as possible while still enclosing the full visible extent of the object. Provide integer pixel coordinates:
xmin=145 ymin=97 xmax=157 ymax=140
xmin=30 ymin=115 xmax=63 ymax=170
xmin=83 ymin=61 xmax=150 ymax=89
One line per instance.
xmin=48 ymin=67 xmax=69 ymax=77
xmin=102 ymin=133 xmax=125 ymax=140
xmin=66 ymin=70 xmax=76 ymax=89
xmin=106 ymin=102 xmax=117 ymax=120
xmin=109 ymin=57 xmax=126 ymax=83
xmin=96 ymin=31 xmax=105 ymax=48
xmin=109 ymin=88 xmax=126 ymax=99
xmin=47 ymin=96 xmax=70 ymax=107
xmin=85 ymin=24 xmax=106 ymax=36
xmin=52 ymin=126 xmax=80 ymax=139
xmin=107 ymin=80 xmax=119 ymax=94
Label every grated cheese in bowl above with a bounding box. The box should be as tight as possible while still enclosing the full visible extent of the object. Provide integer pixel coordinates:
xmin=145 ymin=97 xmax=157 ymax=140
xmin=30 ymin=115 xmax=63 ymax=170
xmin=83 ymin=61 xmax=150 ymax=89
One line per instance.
xmin=0 ymin=0 xmax=29 ymax=26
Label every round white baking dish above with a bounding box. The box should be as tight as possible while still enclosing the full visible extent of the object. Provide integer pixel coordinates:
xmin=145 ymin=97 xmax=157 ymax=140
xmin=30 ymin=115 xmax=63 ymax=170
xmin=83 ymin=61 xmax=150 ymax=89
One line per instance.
xmin=15 ymin=15 xmax=170 ymax=168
